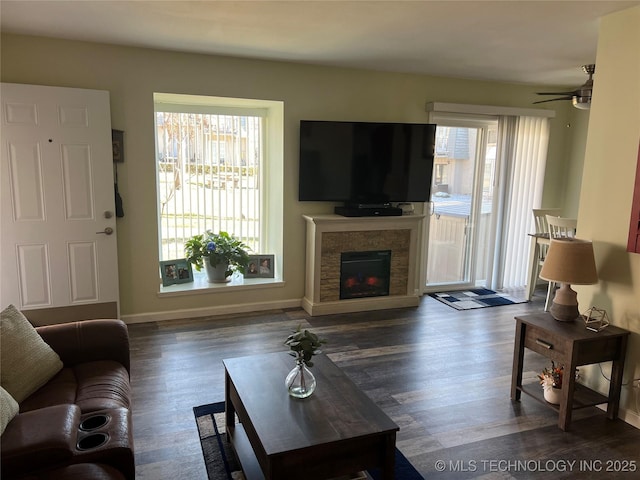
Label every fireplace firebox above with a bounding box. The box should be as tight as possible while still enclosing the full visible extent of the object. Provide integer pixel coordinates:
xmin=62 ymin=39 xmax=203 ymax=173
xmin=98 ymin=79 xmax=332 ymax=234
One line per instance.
xmin=340 ymin=250 xmax=391 ymax=300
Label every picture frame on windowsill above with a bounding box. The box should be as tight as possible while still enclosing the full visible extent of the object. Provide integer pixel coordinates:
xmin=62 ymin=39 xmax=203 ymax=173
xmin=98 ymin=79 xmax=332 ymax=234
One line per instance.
xmin=160 ymin=259 xmax=193 ymax=286
xmin=245 ymin=254 xmax=275 ymax=278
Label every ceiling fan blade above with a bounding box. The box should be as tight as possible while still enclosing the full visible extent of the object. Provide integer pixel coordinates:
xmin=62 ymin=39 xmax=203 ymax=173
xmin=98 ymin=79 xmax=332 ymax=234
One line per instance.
xmin=536 ymin=91 xmax=578 ymax=96
xmin=532 ymin=64 xmax=594 ymax=109
xmin=532 ymin=97 xmax=573 ymax=104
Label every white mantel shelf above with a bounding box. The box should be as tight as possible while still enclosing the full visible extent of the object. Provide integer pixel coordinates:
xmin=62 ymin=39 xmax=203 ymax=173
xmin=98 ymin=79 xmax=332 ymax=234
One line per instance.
xmin=302 ymin=214 xmax=424 ymax=316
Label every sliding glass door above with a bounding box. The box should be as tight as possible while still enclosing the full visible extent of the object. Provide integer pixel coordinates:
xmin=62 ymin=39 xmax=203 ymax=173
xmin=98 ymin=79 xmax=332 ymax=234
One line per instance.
xmin=424 ymin=115 xmax=499 ymax=290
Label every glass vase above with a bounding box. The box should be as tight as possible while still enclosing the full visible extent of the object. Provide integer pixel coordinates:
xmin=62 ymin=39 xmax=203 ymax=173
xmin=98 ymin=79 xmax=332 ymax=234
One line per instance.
xmin=285 ymin=358 xmax=316 ymax=398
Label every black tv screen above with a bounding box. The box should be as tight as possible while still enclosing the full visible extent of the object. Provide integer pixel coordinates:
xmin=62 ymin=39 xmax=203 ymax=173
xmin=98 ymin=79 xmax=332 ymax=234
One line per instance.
xmin=298 ymin=120 xmax=436 ymax=204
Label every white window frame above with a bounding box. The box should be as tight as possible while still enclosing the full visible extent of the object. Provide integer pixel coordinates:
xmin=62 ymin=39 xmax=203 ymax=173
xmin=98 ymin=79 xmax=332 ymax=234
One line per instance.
xmin=154 ymin=93 xmax=284 ymax=294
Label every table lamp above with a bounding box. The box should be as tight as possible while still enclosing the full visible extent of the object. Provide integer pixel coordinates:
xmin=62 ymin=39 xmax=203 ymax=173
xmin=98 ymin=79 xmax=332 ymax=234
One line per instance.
xmin=539 ymin=238 xmax=598 ymax=322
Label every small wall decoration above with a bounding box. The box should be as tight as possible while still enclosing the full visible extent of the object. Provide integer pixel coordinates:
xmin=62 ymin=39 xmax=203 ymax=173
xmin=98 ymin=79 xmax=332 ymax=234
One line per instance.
xmin=160 ymin=259 xmax=193 ymax=286
xmin=112 ymin=129 xmax=124 ymax=163
xmin=245 ymin=254 xmax=275 ymax=278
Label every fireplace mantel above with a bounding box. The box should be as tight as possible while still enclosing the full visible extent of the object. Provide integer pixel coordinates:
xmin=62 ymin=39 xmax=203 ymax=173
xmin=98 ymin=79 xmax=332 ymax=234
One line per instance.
xmin=302 ymin=214 xmax=424 ymax=316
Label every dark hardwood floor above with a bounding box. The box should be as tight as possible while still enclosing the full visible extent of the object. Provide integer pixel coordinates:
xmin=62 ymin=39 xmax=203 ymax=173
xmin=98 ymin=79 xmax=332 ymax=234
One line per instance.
xmin=128 ymin=290 xmax=640 ymax=479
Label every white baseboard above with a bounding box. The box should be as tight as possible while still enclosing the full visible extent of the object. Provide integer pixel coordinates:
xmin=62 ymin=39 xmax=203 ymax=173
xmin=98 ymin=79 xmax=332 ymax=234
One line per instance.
xmin=619 ymin=406 xmax=640 ymax=429
xmin=120 ymin=298 xmax=302 ymax=324
xmin=597 ymin=403 xmax=640 ymax=429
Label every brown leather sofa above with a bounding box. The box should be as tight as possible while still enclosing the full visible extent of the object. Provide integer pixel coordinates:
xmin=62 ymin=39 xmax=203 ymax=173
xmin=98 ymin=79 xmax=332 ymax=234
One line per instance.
xmin=1 ymin=319 xmax=134 ymax=479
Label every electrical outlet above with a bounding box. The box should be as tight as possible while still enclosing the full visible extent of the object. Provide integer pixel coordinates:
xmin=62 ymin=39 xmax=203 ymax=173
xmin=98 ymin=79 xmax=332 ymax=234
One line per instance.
xmin=632 ymin=379 xmax=640 ymax=389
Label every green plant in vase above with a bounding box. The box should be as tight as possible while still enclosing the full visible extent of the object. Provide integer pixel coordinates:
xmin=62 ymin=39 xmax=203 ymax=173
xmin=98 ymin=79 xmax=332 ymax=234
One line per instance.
xmin=284 ymin=325 xmax=327 ymax=398
xmin=185 ymin=230 xmax=250 ymax=281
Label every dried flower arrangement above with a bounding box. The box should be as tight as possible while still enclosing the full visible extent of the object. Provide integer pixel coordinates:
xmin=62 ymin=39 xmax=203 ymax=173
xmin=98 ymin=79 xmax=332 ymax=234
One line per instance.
xmin=538 ymin=361 xmax=564 ymax=391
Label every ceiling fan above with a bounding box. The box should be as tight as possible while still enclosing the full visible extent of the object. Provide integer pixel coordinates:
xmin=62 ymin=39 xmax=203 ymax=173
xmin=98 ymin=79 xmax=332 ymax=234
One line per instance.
xmin=533 ymin=64 xmax=595 ymax=110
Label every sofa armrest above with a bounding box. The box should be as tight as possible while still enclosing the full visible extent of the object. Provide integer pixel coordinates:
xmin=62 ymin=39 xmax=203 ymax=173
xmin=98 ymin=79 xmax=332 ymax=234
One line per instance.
xmin=36 ymin=319 xmax=130 ymax=374
xmin=1 ymin=404 xmax=80 ymax=477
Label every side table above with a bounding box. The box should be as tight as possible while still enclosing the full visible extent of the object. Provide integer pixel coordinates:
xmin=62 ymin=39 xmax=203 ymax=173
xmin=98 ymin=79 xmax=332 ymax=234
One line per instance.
xmin=511 ymin=312 xmax=629 ymax=431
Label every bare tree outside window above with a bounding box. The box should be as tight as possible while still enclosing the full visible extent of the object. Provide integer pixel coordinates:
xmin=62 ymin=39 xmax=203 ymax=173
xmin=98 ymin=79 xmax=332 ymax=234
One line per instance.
xmin=155 ymin=110 xmax=263 ymax=261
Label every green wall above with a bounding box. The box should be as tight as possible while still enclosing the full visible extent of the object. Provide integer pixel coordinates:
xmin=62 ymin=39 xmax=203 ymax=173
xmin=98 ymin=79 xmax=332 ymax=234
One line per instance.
xmin=1 ymin=33 xmax=577 ymax=319
xmin=577 ymin=6 xmax=640 ymax=425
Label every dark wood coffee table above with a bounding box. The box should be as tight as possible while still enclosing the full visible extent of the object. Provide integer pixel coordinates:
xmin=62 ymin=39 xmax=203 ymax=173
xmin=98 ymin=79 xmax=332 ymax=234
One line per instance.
xmin=223 ymin=352 xmax=399 ymax=480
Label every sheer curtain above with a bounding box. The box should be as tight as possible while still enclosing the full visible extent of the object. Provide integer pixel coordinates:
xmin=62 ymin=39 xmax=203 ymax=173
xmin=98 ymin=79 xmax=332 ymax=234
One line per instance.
xmin=499 ymin=116 xmax=550 ymax=288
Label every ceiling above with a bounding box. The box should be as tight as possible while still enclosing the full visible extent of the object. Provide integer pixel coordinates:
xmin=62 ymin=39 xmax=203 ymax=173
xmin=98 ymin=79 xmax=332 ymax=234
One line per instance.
xmin=1 ymin=0 xmax=638 ymax=87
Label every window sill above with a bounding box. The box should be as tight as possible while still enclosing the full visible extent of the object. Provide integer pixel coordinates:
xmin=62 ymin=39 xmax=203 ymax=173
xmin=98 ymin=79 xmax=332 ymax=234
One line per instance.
xmin=158 ymin=271 xmax=285 ymax=298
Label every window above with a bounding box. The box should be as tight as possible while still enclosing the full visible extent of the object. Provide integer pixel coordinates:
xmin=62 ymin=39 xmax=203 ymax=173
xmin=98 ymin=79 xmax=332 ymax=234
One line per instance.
xmin=426 ymin=103 xmax=554 ymax=291
xmin=426 ymin=117 xmax=499 ymax=288
xmin=154 ymin=93 xmax=284 ymax=283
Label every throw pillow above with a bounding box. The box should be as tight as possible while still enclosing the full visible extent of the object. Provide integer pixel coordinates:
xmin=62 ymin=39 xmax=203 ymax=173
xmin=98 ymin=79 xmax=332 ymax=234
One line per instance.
xmin=1 ymin=386 xmax=19 ymax=435
xmin=0 ymin=304 xmax=63 ymax=403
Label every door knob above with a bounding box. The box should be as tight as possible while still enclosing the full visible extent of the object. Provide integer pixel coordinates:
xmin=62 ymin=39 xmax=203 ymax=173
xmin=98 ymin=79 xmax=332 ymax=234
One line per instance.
xmin=96 ymin=227 xmax=114 ymax=235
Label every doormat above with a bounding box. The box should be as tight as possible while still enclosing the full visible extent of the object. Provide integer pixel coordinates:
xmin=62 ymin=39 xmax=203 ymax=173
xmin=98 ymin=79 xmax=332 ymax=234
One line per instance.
xmin=430 ymin=288 xmax=524 ymax=311
xmin=193 ymin=401 xmax=424 ymax=480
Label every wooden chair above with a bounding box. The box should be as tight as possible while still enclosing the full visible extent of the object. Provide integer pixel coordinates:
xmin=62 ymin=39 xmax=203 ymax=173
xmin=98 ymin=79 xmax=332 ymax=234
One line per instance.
xmin=532 ymin=208 xmax=561 ymax=236
xmin=546 ymin=215 xmax=577 ymax=239
xmin=544 ymin=215 xmax=578 ymax=310
xmin=529 ymin=209 xmax=561 ymax=301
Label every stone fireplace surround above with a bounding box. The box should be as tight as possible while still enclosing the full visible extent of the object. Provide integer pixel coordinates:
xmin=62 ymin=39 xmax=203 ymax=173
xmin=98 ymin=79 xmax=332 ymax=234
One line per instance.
xmin=302 ymin=214 xmax=424 ymax=316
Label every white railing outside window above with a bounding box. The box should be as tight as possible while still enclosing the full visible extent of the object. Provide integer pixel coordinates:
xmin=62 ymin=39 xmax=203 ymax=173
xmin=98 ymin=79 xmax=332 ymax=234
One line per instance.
xmin=155 ymin=109 xmax=264 ymax=261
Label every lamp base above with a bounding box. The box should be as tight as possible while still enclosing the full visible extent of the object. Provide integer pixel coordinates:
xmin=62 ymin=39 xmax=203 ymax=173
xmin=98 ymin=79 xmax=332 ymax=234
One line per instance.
xmin=549 ymin=283 xmax=581 ymax=322
xmin=549 ymin=301 xmax=580 ymax=322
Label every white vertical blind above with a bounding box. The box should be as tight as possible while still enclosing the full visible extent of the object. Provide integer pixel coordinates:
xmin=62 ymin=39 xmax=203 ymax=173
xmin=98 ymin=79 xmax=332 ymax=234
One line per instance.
xmin=155 ymin=110 xmax=263 ymax=261
xmin=500 ymin=116 xmax=550 ymax=288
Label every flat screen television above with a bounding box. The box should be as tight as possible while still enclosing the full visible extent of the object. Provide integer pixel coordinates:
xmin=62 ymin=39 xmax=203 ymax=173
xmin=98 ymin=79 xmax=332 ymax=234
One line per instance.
xmin=298 ymin=120 xmax=436 ymax=206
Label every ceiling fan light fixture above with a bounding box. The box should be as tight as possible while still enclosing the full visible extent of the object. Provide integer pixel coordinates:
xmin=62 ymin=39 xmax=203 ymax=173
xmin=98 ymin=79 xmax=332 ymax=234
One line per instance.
xmin=534 ymin=64 xmax=595 ymax=109
xmin=572 ymin=96 xmax=591 ymax=110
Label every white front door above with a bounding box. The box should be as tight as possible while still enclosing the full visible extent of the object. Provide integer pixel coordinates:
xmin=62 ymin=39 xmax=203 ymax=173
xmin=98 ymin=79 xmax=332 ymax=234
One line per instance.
xmin=1 ymin=83 xmax=119 ymax=319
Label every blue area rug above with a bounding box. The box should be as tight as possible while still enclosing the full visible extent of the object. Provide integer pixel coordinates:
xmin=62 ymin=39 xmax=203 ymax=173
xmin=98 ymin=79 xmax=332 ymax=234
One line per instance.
xmin=194 ymin=401 xmax=423 ymax=480
xmin=430 ymin=288 xmax=524 ymax=311
xmin=194 ymin=402 xmax=240 ymax=480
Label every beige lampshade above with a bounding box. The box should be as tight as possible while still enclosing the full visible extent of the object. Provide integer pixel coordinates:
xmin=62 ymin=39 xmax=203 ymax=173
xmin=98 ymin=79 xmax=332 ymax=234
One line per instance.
xmin=539 ymin=238 xmax=598 ymax=285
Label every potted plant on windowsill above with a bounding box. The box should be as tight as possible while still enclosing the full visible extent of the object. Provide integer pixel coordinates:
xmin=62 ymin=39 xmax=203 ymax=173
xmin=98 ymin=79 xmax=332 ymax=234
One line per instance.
xmin=185 ymin=230 xmax=250 ymax=283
